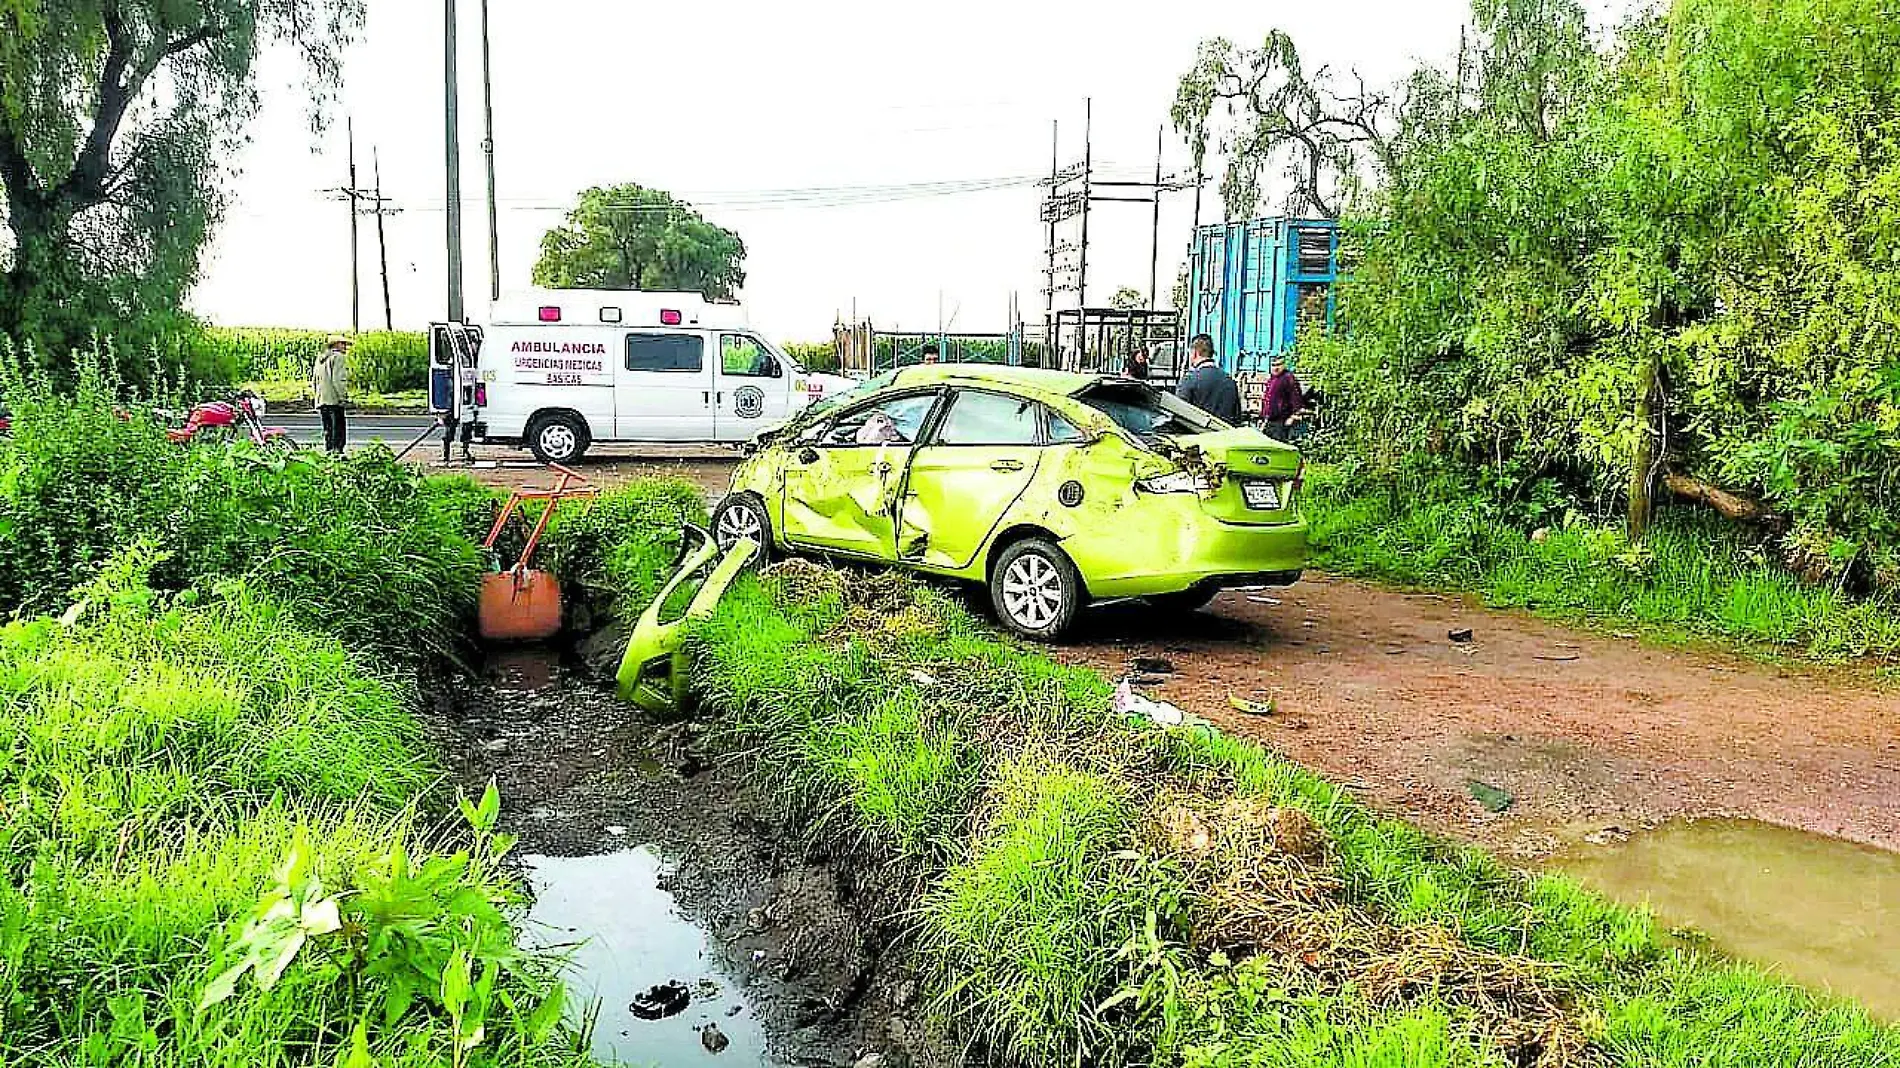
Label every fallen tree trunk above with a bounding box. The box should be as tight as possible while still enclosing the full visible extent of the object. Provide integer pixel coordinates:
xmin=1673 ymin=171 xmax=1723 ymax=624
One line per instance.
xmin=1662 ymin=472 xmax=1777 ymax=525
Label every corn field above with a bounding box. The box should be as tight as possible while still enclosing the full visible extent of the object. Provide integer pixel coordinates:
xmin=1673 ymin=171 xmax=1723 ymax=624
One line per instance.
xmin=200 ymin=327 xmax=430 ymax=394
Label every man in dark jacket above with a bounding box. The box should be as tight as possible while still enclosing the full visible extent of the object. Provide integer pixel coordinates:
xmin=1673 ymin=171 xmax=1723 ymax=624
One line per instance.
xmin=1260 ymin=353 xmax=1306 ymax=441
xmin=1175 ymin=334 xmax=1241 ymax=423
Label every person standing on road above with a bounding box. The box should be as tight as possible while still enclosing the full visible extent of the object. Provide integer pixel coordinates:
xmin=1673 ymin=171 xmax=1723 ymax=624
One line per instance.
xmin=313 ymin=335 xmax=351 ymax=454
xmin=1260 ymin=353 xmax=1306 ymax=442
xmin=1175 ymin=334 xmax=1241 ymax=424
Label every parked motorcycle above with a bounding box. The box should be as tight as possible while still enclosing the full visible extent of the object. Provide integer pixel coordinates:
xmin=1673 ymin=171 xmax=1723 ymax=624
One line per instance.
xmin=166 ymin=391 xmax=291 ymax=448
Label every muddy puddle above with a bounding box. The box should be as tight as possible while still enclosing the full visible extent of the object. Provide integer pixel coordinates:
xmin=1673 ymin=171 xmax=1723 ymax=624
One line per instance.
xmin=1552 ymin=818 xmax=1900 ymax=1019
xmin=523 ymin=849 xmax=777 ymax=1065
xmin=441 ymin=645 xmax=951 ymax=1068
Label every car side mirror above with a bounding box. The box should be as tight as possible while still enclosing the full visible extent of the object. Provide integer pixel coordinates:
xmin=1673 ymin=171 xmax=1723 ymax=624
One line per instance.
xmin=797 ymin=446 xmax=820 ymax=465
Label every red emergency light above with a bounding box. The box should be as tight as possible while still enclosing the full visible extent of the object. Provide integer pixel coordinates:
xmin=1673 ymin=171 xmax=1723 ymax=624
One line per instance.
xmin=538 ymin=306 xmax=562 ymax=322
xmin=660 ymin=308 xmax=682 ymax=326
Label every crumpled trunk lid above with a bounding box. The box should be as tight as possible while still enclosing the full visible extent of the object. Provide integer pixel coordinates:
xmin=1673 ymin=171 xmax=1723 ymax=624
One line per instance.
xmin=1155 ymin=428 xmax=1303 ymax=524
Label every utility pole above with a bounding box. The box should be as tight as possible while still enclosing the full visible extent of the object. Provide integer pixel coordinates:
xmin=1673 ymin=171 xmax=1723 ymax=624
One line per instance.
xmin=479 ymin=0 xmax=501 ymax=304
xmin=373 ymin=148 xmax=395 ymax=330
xmin=1043 ymin=119 xmax=1057 ymax=358
xmin=347 ymin=118 xmax=360 ymax=332
xmin=1079 ymin=99 xmax=1094 ymax=324
xmin=444 ymin=0 xmax=465 ymax=323
xmin=1148 ymin=124 xmax=1163 ymax=310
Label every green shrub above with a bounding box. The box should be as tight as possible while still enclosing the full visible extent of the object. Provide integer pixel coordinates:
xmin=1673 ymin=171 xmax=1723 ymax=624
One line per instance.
xmin=0 ymin=360 xmax=479 ymax=663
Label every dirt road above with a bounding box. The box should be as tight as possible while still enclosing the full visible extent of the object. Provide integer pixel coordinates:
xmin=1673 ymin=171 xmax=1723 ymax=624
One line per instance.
xmin=1058 ymin=577 xmax=1900 ymax=857
xmin=446 ymin=454 xmax=1900 ymax=857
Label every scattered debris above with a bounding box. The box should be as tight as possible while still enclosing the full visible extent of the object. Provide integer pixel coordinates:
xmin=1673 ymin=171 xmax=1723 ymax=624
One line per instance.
xmin=604 ymin=824 xmax=628 ymax=837
xmin=1533 ymin=653 xmax=1581 ymax=662
xmin=906 ymin=668 xmax=939 ymax=688
xmin=629 ymin=981 xmax=691 ymax=1021
xmin=855 ymin=1054 xmax=887 ymax=1068
xmin=1383 ymin=646 xmax=1406 ymax=656
xmin=1131 ymin=656 xmax=1176 ymax=675
xmin=1126 ymin=673 xmax=1171 ymax=687
xmin=1449 ymin=628 xmax=1475 ymax=644
xmin=1467 ymin=780 xmax=1514 ymax=813
xmin=1531 ymin=527 xmax=1552 ymax=543
xmin=1114 ymin=680 xmax=1191 ymax=727
xmin=1247 ymin=595 xmax=1283 ymax=605
xmin=699 ymin=1022 xmax=730 ymax=1053
xmin=1228 ymin=693 xmax=1277 ymax=717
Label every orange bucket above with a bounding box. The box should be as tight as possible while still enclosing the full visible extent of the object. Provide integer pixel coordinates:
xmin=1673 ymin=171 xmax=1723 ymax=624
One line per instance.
xmin=479 ymin=569 xmax=563 ymax=642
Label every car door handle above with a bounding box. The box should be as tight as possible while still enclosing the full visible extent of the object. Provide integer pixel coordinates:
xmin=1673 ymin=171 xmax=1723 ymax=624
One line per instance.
xmin=990 ymin=459 xmax=1025 ymax=472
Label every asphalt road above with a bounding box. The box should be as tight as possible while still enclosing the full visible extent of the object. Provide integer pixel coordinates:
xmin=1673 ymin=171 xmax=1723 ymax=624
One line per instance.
xmin=273 ymin=413 xmax=439 ymax=451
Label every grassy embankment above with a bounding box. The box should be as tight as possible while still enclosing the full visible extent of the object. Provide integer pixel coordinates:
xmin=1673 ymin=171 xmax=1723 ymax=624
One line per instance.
xmin=0 ymin=371 xmax=591 ymax=1066
xmin=1300 ymin=463 xmax=1900 ymax=663
xmin=556 ymin=478 xmax=1900 ymax=1067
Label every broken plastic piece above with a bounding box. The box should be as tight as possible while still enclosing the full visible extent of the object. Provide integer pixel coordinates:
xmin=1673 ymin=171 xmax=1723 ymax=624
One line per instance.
xmin=617 ymin=526 xmax=758 ymax=715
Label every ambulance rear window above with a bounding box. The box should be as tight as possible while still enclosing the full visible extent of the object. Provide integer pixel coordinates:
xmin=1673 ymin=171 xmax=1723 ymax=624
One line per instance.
xmin=626 ymin=333 xmax=704 ymax=373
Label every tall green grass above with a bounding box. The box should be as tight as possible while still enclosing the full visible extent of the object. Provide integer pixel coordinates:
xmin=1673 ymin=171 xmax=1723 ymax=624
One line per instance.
xmin=1303 ymin=463 xmax=1900 ymax=660
xmin=202 ymin=326 xmax=430 ymax=394
xmin=547 ymin=511 xmax=1899 ymax=1068
xmin=0 ymin=361 xmax=479 ymax=663
xmin=0 ymin=548 xmax=584 ymax=1066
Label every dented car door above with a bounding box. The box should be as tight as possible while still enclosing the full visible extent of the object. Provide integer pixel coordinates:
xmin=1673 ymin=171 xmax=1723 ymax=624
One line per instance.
xmin=897 ymin=389 xmax=1044 ymax=569
xmin=781 ymin=390 xmax=941 ymax=559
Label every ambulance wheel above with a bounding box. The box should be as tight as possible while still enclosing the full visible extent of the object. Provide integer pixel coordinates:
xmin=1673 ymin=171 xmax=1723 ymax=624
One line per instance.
xmin=712 ymin=494 xmax=774 ymax=563
xmin=527 ymin=414 xmax=588 ymax=465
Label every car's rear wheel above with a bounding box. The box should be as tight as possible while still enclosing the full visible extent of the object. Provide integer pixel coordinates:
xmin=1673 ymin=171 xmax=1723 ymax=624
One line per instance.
xmin=711 ymin=494 xmax=773 ymax=563
xmin=1146 ymin=584 xmax=1220 ymax=614
xmin=528 ymin=414 xmax=589 ymax=465
xmin=991 ymin=538 xmax=1084 ymax=641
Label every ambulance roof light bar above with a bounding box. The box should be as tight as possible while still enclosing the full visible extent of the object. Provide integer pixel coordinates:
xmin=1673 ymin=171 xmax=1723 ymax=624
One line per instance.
xmin=538 ymin=306 xmax=561 ymax=322
xmin=660 ymin=309 xmax=682 ymax=326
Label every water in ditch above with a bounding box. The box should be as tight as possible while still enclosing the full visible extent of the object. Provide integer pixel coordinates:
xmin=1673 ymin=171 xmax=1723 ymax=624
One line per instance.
xmin=1551 ymin=818 xmax=1900 ymax=1020
xmin=522 ymin=848 xmax=778 ymax=1066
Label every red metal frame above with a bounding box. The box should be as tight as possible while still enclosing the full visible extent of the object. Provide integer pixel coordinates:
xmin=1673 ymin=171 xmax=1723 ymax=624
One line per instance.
xmin=481 ymin=463 xmax=599 ymax=575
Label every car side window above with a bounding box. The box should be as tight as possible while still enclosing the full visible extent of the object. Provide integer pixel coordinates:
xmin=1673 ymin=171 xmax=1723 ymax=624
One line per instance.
xmin=822 ymin=392 xmax=938 ymax=446
xmin=720 ymin=334 xmax=781 ymax=378
xmin=626 ymin=333 xmax=704 ymax=372
xmin=934 ymin=391 xmax=1041 ymax=447
xmin=1046 ymin=410 xmax=1086 ymax=444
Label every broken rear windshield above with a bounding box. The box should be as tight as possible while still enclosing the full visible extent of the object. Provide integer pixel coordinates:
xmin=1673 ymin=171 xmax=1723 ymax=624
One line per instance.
xmin=1075 ymin=381 xmax=1222 ymax=438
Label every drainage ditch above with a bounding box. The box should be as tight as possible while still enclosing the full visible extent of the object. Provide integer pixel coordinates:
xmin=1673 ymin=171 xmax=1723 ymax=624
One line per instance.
xmin=435 ymin=647 xmax=955 ymax=1068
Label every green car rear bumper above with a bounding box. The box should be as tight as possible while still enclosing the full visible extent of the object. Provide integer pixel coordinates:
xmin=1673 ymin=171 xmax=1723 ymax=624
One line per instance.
xmin=1069 ymin=509 xmax=1309 ymax=599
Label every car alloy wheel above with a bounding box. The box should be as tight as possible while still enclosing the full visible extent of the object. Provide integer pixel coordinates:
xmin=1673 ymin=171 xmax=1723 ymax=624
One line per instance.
xmin=1001 ymin=553 xmax=1064 ymax=630
xmin=715 ymin=500 xmax=764 ymax=550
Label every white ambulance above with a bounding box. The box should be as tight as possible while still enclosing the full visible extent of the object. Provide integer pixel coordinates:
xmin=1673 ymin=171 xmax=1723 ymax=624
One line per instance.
xmin=436 ymin=290 xmax=855 ymax=464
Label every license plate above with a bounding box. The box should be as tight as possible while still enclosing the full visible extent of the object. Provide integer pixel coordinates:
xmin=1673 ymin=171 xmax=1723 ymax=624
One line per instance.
xmin=1241 ymin=480 xmax=1281 ymax=510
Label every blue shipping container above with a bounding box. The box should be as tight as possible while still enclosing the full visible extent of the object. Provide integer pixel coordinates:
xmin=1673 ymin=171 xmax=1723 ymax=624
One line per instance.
xmin=1185 ymin=217 xmax=1339 ymax=374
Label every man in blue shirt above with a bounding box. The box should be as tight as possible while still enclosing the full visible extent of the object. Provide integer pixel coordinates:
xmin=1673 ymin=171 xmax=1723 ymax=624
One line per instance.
xmin=1174 ymin=334 xmax=1242 ymax=424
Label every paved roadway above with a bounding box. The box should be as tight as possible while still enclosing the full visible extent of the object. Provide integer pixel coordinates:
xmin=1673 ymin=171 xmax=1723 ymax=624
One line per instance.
xmin=273 ymin=413 xmax=439 ymax=451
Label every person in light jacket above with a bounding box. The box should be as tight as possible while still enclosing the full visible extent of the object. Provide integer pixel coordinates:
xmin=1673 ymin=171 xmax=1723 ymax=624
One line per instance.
xmin=313 ymin=335 xmax=351 ymax=454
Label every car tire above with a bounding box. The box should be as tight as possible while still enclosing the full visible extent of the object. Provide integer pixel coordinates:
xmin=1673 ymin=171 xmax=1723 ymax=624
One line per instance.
xmin=990 ymin=538 xmax=1084 ymax=641
xmin=1147 ymin=584 xmax=1220 ymax=614
xmin=711 ymin=494 xmax=774 ymax=564
xmin=527 ymin=414 xmax=589 ymax=465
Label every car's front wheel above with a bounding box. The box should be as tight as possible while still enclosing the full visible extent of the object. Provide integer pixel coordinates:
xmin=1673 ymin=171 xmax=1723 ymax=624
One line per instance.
xmin=711 ymin=494 xmax=773 ymax=563
xmin=991 ymin=538 xmax=1084 ymax=641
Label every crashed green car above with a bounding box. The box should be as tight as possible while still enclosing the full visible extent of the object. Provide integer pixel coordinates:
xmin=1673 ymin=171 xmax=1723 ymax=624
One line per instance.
xmin=712 ymin=365 xmax=1307 ymax=639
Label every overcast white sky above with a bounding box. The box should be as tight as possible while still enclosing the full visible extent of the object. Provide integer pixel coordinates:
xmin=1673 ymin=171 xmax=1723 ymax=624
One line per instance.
xmin=191 ymin=0 xmax=1591 ymax=342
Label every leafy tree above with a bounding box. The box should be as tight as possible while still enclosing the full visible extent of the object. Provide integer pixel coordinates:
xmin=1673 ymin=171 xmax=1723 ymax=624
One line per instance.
xmin=0 ymin=1 xmax=361 ymax=364
xmin=532 ymin=184 xmax=745 ymax=299
xmin=1193 ymin=0 xmax=1900 ymax=580
xmin=1108 ymin=286 xmax=1144 ymax=311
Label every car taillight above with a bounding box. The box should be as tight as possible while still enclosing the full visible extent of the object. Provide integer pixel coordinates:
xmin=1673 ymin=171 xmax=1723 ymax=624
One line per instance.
xmin=538 ymin=306 xmax=562 ymax=322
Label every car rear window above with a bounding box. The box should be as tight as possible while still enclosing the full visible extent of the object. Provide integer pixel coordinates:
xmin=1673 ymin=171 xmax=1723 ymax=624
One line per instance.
xmin=936 ymin=391 xmax=1041 ymax=446
xmin=1076 ymin=381 xmax=1220 ymax=438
